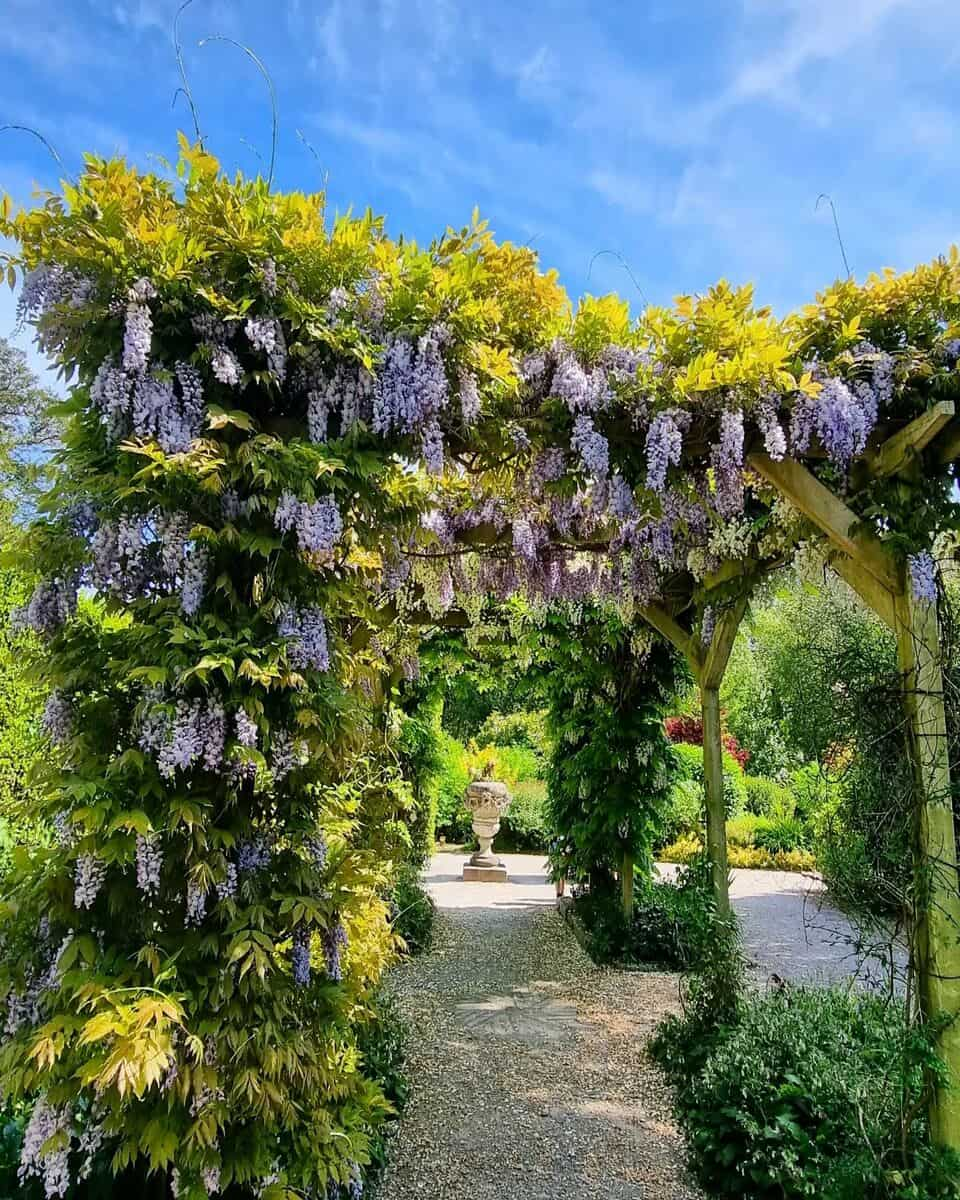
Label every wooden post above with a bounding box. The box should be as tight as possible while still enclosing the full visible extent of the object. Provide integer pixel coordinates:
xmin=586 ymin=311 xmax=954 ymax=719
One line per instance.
xmin=896 ymin=588 xmax=960 ymax=1149
xmin=746 ymin=451 xmax=960 ymax=1150
xmin=699 ymin=598 xmax=748 ymax=917
xmin=642 ymin=597 xmax=746 ymax=916
xmin=621 ymin=849 xmax=635 ymax=921
xmin=701 ymin=684 xmax=730 ymax=917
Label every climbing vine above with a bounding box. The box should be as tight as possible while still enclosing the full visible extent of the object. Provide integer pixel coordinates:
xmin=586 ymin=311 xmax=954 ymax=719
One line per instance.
xmin=2 ymin=136 xmax=960 ymax=1195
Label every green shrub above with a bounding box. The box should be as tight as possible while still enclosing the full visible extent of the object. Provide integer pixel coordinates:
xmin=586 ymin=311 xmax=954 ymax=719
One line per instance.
xmin=434 ymin=731 xmax=472 ymax=842
xmin=500 ymin=779 xmax=549 ymax=852
xmin=656 ymin=779 xmax=704 ymax=848
xmin=391 ymin=866 xmax=435 ymax=956
xmin=743 ymin=775 xmax=794 ymax=818
xmin=789 ymin=762 xmax=836 ymax=823
xmin=672 ymin=742 xmax=746 ymax=816
xmin=726 ymin=813 xmax=762 ymax=848
xmin=464 ymin=741 xmax=542 ymax=785
xmin=754 ymin=814 xmax=809 ymax=854
xmin=576 ymin=859 xmax=725 ymax=971
xmin=355 ymin=991 xmax=410 ymax=1194
xmin=476 ymin=709 xmax=549 ymax=757
xmin=660 ymin=986 xmax=960 ymax=1199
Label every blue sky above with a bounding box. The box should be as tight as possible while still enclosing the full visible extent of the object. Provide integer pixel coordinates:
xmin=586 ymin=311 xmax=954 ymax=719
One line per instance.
xmin=2 ymin=0 xmax=960 ymax=387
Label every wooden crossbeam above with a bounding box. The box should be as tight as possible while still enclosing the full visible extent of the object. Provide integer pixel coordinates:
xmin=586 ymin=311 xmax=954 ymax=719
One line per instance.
xmin=867 ymin=401 xmax=955 ymax=478
xmin=747 ymin=452 xmax=902 ymax=596
xmin=639 ymin=604 xmax=701 ymax=672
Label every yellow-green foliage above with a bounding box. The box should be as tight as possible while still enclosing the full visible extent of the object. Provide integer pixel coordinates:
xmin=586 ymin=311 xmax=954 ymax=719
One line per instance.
xmin=660 ymin=835 xmax=817 ymax=874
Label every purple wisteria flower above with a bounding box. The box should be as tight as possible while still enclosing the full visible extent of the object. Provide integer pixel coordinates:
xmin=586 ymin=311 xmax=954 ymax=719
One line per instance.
xmin=756 ymin=398 xmax=787 ymax=460
xmin=607 ymin=475 xmax=636 ymax=519
xmin=459 ymin=371 xmax=481 ymax=425
xmin=421 ymin=419 xmax=444 ymax=475
xmin=41 ymin=691 xmax=73 ymax=745
xmin=305 ymin=833 xmax=327 ymax=872
xmin=701 ymin=606 xmax=716 ymax=646
xmin=815 ymin=377 xmax=873 ymax=467
xmin=373 ymin=326 xmax=450 ymax=466
xmin=711 ymin=408 xmax=745 ymax=517
xmin=291 ymin=924 xmax=311 ymax=986
xmin=236 ymin=837 xmax=272 ymax=874
xmin=789 ymin=391 xmax=817 ymax=455
xmin=211 ymin=345 xmax=242 ymax=386
xmin=123 ymin=302 xmax=152 ymax=373
xmin=181 ymin=547 xmax=209 ymax=616
xmin=270 ymin=731 xmax=304 ymax=781
xmin=550 ymin=345 xmax=610 ymax=413
xmin=529 ymin=448 xmax=567 ymax=495
xmin=216 ymin=861 xmax=238 ymax=902
xmin=512 ymin=517 xmax=538 ymax=563
xmin=278 ymin=605 xmax=331 ymax=671
xmin=185 ymin=880 xmax=207 ymax=927
xmin=908 ymin=551 xmax=937 ymax=603
xmin=645 ymin=410 xmax=683 ymax=492
xmin=136 ymin=834 xmax=163 ymax=896
xmin=12 ymin=577 xmax=78 ymax=638
xmin=18 ymin=1096 xmax=72 ymax=1199
xmin=274 ymin=492 xmax=343 ymax=555
xmin=571 ymin=414 xmax=609 ymax=479
xmin=74 ymin=854 xmax=107 ymax=909
xmin=154 ymin=698 xmax=226 ymax=777
xmin=90 ymin=357 xmax=132 ymax=437
xmin=323 ymin=919 xmax=348 ymax=982
xmin=235 ymin=710 xmax=258 ymax=748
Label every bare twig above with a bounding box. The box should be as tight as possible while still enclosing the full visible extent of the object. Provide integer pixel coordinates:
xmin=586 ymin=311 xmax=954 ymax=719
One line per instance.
xmin=198 ymin=36 xmax=278 ymax=187
xmin=815 ymin=194 xmax=852 ymax=280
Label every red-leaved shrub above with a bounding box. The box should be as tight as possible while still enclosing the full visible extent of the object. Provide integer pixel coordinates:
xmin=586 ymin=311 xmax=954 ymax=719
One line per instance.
xmin=664 ymin=715 xmax=750 ymax=768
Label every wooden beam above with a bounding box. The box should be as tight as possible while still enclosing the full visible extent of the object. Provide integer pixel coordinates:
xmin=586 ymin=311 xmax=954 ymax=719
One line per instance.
xmin=703 ymin=557 xmax=757 ymax=591
xmin=747 ymin=452 xmax=902 ymax=596
xmin=639 ymin=604 xmax=702 ymax=674
xmin=867 ymin=401 xmax=955 ymax=478
xmin=702 ymin=596 xmax=748 ymax=689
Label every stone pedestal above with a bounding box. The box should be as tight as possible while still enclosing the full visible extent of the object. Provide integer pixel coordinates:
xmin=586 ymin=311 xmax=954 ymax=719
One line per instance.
xmin=463 ymin=779 xmax=512 ymax=883
xmin=463 ymin=862 xmax=509 ymax=883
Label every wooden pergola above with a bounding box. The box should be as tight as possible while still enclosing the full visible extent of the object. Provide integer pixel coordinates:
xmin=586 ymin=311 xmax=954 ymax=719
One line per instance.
xmin=631 ymin=402 xmax=960 ymax=1146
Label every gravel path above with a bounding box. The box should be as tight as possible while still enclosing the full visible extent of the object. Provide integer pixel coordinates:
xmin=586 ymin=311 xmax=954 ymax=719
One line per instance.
xmin=657 ymin=862 xmax=906 ymax=989
xmin=380 ymin=854 xmax=702 ymax=1200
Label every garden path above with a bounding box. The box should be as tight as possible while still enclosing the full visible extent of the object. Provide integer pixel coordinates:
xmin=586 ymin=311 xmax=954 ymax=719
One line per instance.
xmin=379 ymin=853 xmax=702 ymax=1200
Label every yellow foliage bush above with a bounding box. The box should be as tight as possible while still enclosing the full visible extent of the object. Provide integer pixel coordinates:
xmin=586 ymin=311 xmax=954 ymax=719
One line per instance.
xmin=658 ymin=836 xmax=817 ymax=874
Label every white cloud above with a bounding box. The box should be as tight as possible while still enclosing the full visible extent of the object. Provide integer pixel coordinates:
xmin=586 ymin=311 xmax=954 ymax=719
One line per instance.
xmin=588 ymin=169 xmax=656 ymax=218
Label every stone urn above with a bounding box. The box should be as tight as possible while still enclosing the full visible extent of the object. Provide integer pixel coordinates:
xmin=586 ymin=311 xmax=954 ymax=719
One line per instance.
xmin=463 ymin=779 xmax=512 ymax=882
